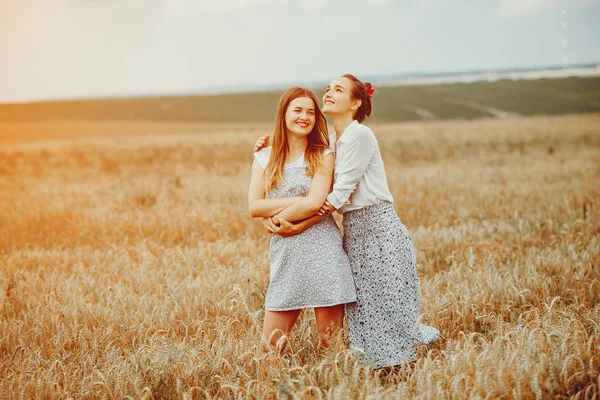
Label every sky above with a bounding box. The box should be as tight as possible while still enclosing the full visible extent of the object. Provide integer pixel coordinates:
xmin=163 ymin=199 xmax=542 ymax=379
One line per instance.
xmin=1 ymin=0 xmax=599 ymax=103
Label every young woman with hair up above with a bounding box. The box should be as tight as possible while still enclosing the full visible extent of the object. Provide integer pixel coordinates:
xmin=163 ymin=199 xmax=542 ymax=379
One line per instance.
xmin=248 ymin=86 xmax=357 ymax=352
xmin=254 ymin=75 xmax=439 ymax=368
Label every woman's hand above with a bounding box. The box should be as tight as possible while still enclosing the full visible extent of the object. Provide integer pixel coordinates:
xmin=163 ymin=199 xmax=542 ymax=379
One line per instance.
xmin=262 ymin=217 xmax=279 ymax=233
xmin=317 ymin=200 xmax=334 ymax=216
xmin=253 ymin=136 xmax=270 ymax=152
xmin=262 ymin=215 xmax=298 ymax=237
xmin=272 ymin=216 xmax=297 ymax=237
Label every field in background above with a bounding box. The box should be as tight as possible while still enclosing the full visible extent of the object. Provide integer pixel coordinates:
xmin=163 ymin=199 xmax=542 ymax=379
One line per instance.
xmin=1 ymin=76 xmax=599 ymax=124
xmin=0 ymin=114 xmax=599 ymax=398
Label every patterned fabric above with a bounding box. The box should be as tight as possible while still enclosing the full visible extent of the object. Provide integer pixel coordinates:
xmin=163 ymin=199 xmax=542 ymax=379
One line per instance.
xmin=343 ymin=202 xmax=439 ymax=368
xmin=254 ymin=147 xmax=357 ymax=311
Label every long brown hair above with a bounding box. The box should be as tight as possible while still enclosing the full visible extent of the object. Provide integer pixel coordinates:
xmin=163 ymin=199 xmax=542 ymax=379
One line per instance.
xmin=264 ymin=87 xmax=329 ymax=192
xmin=343 ymin=74 xmax=373 ymax=123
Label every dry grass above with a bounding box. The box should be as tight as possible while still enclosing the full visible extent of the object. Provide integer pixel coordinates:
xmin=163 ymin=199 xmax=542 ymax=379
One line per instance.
xmin=0 ymin=114 xmax=599 ymax=399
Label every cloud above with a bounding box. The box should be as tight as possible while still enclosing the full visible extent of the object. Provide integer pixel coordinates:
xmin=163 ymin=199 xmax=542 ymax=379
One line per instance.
xmin=497 ymin=0 xmax=600 ymax=16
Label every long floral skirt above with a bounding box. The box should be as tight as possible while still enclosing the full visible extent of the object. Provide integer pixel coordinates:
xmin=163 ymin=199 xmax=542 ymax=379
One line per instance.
xmin=343 ymin=202 xmax=439 ymax=368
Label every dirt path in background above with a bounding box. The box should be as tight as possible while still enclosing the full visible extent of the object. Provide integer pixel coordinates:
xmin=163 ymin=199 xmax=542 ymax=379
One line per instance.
xmin=403 ymin=106 xmax=437 ymax=120
xmin=446 ymin=98 xmax=521 ymax=120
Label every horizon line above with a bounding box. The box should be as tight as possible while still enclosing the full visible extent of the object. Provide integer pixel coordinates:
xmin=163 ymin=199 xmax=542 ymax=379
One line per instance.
xmin=2 ymin=62 xmax=599 ymax=106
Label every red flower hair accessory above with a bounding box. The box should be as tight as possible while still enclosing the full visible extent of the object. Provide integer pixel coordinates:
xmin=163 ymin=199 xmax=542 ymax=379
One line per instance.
xmin=365 ymin=83 xmax=375 ymax=99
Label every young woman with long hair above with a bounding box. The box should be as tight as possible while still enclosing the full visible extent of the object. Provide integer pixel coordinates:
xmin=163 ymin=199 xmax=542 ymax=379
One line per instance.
xmin=248 ymin=86 xmax=357 ymax=352
xmin=255 ymin=75 xmax=439 ymax=368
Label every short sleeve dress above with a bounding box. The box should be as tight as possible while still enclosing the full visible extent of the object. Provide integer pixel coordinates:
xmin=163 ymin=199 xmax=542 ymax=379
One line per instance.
xmin=254 ymin=147 xmax=357 ymax=311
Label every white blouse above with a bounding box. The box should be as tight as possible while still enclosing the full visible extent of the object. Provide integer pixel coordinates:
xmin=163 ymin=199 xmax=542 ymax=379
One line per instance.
xmin=326 ymin=120 xmax=394 ymax=214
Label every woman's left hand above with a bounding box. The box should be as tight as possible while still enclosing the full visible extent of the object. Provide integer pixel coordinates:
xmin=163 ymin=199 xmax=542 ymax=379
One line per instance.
xmin=318 ymin=200 xmax=334 ymax=216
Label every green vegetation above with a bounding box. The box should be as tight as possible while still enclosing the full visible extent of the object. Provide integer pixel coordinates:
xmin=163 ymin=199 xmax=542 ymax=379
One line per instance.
xmin=1 ymin=77 xmax=599 ymax=123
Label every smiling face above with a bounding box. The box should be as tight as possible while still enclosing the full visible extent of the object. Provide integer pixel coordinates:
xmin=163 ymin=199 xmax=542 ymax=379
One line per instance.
xmin=264 ymin=87 xmax=330 ymax=193
xmin=285 ymin=96 xmax=316 ymax=136
xmin=321 ymin=76 xmax=361 ymax=117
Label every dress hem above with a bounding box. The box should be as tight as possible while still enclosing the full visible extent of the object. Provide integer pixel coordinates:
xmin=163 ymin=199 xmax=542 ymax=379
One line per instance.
xmin=265 ymin=299 xmax=357 ymax=312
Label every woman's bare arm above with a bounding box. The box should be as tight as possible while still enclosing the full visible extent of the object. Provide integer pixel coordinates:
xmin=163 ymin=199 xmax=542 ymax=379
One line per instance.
xmin=274 ymin=153 xmax=334 ymax=223
xmin=248 ymin=159 xmax=303 ymax=218
xmin=265 ymin=213 xmax=329 ymax=237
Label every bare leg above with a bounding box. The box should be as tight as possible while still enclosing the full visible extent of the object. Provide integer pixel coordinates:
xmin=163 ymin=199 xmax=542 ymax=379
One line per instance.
xmin=314 ymin=304 xmax=345 ymax=347
xmin=262 ymin=309 xmax=301 ymax=353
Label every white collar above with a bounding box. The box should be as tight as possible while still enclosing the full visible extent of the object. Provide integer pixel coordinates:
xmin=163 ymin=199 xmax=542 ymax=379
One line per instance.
xmin=336 ymin=120 xmax=360 ymax=143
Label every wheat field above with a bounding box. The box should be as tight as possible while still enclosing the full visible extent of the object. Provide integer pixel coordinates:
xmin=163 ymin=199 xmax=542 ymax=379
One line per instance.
xmin=0 ymin=114 xmax=599 ymax=399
